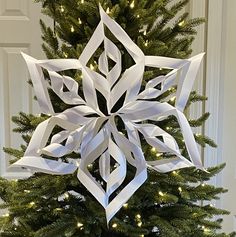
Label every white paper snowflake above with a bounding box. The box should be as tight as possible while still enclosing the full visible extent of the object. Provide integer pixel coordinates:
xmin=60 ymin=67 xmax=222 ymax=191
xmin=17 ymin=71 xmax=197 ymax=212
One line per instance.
xmin=13 ymin=6 xmax=204 ymax=222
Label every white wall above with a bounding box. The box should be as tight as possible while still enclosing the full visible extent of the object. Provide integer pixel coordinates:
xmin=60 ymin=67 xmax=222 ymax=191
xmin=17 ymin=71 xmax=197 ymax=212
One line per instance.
xmin=217 ymin=0 xmax=236 ymax=231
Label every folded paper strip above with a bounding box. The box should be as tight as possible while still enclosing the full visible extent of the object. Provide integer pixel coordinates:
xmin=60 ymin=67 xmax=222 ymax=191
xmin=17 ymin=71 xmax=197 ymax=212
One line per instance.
xmin=12 ymin=5 xmax=205 ymax=223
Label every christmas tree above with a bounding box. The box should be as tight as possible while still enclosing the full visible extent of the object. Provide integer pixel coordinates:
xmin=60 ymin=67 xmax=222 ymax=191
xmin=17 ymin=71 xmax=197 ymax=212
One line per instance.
xmin=0 ymin=0 xmax=235 ymax=236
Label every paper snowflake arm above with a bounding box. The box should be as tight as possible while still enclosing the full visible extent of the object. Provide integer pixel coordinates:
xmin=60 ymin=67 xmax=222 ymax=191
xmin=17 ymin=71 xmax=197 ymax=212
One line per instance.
xmin=13 ymin=5 xmax=204 ymax=223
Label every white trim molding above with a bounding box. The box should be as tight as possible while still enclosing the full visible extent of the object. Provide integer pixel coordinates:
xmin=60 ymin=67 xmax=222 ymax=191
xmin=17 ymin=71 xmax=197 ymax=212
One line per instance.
xmin=188 ymin=0 xmax=207 ymax=165
xmin=204 ymin=0 xmax=224 ymax=172
xmin=203 ymin=0 xmax=225 ymax=216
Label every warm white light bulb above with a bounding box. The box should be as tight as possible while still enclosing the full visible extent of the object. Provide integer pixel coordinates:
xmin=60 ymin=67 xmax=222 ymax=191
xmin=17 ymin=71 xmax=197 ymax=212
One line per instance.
xmin=106 ymin=7 xmax=110 ymax=14
xmin=60 ymin=5 xmax=65 ymax=13
xmin=143 ymin=30 xmax=147 ymax=36
xmin=77 ymin=222 xmax=83 ymax=228
xmin=55 ymin=208 xmax=63 ymax=211
xmin=123 ymin=203 xmax=128 ymax=208
xmin=136 ymin=214 xmax=141 ymax=219
xmin=156 ymin=153 xmax=162 ymax=158
xmin=29 ymin=201 xmax=35 ymax=207
xmin=159 ymin=191 xmax=164 ymax=196
xmin=71 ymin=26 xmax=75 ymax=32
xmin=137 ymin=221 xmax=142 ymax=227
xmin=81 ymin=0 xmax=84 ymax=3
xmin=130 ymin=1 xmax=135 ymax=8
xmin=178 ymin=187 xmax=182 ymax=192
xmin=151 ymin=147 xmax=156 ymax=153
xmin=178 ymin=20 xmax=185 ymax=27
xmin=90 ymin=64 xmax=95 ymax=70
xmin=78 ymin=18 xmax=82 ymax=24
xmin=112 ymin=223 xmax=118 ymax=228
xmin=144 ymin=40 xmax=148 ymax=47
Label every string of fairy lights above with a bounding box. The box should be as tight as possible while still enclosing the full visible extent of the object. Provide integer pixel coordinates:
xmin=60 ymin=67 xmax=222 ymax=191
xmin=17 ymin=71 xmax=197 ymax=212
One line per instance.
xmin=1 ymin=176 xmax=213 ymax=234
xmin=59 ymin=0 xmax=186 ymax=57
xmin=58 ymin=0 xmax=188 ymax=50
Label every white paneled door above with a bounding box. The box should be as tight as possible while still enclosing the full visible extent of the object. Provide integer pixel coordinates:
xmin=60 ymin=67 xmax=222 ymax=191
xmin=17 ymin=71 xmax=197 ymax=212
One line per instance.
xmin=0 ymin=0 xmax=47 ymax=178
